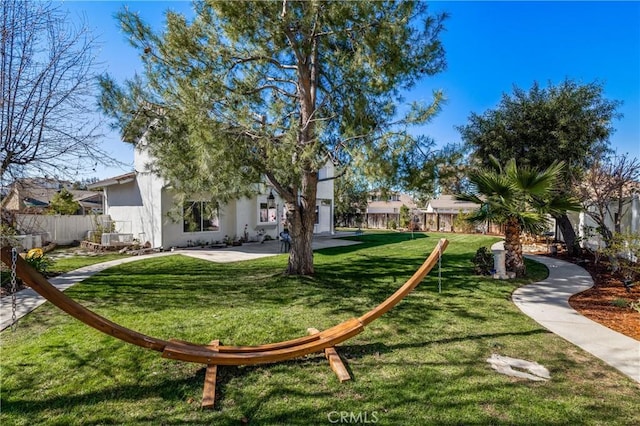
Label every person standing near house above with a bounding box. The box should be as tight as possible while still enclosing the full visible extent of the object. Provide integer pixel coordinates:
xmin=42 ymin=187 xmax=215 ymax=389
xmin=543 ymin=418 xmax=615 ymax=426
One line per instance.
xmin=279 ymin=228 xmax=291 ymax=252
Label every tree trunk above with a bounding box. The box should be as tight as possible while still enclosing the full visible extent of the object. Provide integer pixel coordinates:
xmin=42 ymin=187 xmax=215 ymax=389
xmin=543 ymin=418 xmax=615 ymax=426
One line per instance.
xmin=504 ymin=217 xmax=526 ymax=277
xmin=556 ymin=214 xmax=577 ymax=255
xmin=286 ymin=171 xmax=318 ymax=275
xmin=282 ymin=10 xmax=319 ymax=276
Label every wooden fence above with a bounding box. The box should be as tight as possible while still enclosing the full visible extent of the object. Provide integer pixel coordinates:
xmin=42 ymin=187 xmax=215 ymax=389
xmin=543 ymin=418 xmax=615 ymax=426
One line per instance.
xmin=15 ymin=214 xmax=111 ymax=245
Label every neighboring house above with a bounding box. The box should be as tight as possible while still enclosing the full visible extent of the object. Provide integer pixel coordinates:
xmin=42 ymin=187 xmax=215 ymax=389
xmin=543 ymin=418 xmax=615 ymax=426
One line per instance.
xmin=1 ymin=178 xmax=103 ymax=215
xmin=421 ymin=194 xmax=504 ymax=234
xmin=364 ymin=192 xmax=419 ymax=229
xmin=422 ymin=195 xmax=481 ymax=232
xmin=89 ymin=144 xmax=335 ymax=249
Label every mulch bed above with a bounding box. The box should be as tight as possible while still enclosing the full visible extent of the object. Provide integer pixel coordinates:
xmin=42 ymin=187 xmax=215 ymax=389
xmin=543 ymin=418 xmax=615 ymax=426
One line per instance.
xmin=555 ymin=252 xmax=640 ymax=341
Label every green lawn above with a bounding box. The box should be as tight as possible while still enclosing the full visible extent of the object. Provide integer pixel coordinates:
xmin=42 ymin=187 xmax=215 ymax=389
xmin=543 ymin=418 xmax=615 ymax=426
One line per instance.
xmin=46 ymin=250 xmax=129 ymax=275
xmin=1 ymin=233 xmax=638 ymax=425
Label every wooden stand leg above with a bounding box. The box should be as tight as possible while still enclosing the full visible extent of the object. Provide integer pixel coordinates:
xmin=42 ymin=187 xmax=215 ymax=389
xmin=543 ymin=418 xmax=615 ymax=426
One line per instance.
xmin=307 ymin=328 xmax=351 ymax=382
xmin=201 ymin=340 xmax=220 ymax=409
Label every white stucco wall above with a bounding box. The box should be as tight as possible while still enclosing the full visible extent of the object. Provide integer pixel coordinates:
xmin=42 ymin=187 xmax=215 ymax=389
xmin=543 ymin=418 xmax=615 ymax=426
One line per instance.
xmin=160 ymin=191 xmax=235 ymax=248
xmin=104 ymin=173 xmax=164 ymax=248
xmin=253 ymin=192 xmax=284 ymax=240
xmin=102 ymin=144 xmax=335 ymax=246
xmin=315 ymin=162 xmax=334 ymax=234
xmin=570 ymin=194 xmax=640 ymax=250
xmin=316 ymin=162 xmax=334 ymax=200
xmin=315 ymin=202 xmax=332 ymax=233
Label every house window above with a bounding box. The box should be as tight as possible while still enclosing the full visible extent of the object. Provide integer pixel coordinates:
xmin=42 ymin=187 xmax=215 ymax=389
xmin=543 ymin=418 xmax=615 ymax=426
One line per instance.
xmin=315 ymin=205 xmax=319 ymax=224
xmin=259 ymin=202 xmax=277 ymax=224
xmin=183 ymin=201 xmax=219 ymax=232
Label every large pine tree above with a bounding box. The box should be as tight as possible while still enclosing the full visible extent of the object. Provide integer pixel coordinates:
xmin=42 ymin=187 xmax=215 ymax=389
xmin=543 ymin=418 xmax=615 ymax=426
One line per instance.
xmin=99 ymin=0 xmax=447 ymax=275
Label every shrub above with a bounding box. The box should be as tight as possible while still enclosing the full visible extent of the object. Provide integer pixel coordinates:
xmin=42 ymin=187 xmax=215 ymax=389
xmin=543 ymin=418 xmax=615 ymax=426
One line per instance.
xmin=49 ymin=188 xmax=80 ymax=215
xmin=601 ymin=232 xmax=640 ymax=290
xmin=25 ymin=248 xmax=52 ymax=275
xmin=610 ymin=298 xmax=629 ymax=308
xmin=453 ymin=210 xmax=475 ymax=234
xmin=472 ymin=247 xmax=494 ymax=275
xmin=90 ymin=215 xmax=116 ymax=244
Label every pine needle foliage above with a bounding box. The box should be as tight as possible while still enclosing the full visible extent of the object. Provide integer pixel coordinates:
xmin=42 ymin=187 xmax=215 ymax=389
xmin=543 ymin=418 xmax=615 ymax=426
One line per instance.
xmin=98 ymin=0 xmax=448 ymax=274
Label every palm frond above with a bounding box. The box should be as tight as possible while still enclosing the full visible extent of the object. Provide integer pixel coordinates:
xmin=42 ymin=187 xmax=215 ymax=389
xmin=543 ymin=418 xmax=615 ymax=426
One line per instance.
xmin=512 ymin=161 xmax=565 ymax=195
xmin=460 ymin=157 xmax=572 ymax=237
xmin=545 ymin=193 xmax=582 ymax=216
xmin=519 ymin=211 xmax=551 ymax=235
xmin=468 ymin=169 xmax=514 ymax=199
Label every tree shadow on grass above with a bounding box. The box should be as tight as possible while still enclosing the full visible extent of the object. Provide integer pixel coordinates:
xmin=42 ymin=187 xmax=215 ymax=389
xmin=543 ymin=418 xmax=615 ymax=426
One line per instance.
xmin=316 ymin=232 xmax=430 ymax=256
xmin=1 ymin=376 xmax=209 ymax=424
xmin=63 ymin=234 xmax=500 ymax=316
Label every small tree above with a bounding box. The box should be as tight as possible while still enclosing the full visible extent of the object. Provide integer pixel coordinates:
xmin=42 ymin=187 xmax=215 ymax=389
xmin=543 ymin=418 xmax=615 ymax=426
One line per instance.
xmin=49 ymin=188 xmax=79 ymax=215
xmin=399 ymin=204 xmax=410 ymax=229
xmin=453 ymin=210 xmax=475 ymax=234
xmin=575 ymin=154 xmax=640 ymax=247
xmin=334 ymin=171 xmax=368 ymax=228
xmin=601 ymin=232 xmax=640 ymax=287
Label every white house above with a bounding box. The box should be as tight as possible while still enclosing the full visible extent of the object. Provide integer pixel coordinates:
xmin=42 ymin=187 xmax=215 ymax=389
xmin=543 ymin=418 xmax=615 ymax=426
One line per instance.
xmin=569 ymin=192 xmax=640 ymax=250
xmin=89 ymin=144 xmax=335 ymax=249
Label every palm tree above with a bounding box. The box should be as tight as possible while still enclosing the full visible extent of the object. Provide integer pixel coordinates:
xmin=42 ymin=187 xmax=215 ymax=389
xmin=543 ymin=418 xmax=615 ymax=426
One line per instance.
xmin=457 ymin=157 xmax=580 ymax=277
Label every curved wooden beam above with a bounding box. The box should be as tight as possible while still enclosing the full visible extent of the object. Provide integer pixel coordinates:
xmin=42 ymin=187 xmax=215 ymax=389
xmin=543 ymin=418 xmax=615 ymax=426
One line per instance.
xmin=0 ymin=246 xmax=170 ymax=352
xmin=0 ymin=238 xmax=448 ymax=365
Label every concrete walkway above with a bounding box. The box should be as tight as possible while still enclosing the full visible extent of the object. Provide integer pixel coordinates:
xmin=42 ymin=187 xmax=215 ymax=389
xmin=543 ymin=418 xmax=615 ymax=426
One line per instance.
xmin=513 ymin=255 xmax=640 ymax=383
xmin=0 ymin=235 xmax=361 ymax=331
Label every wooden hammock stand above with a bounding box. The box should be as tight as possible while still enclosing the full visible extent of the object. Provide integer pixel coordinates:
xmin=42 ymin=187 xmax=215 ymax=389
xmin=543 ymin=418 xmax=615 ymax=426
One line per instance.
xmin=1 ymin=238 xmax=448 ymax=408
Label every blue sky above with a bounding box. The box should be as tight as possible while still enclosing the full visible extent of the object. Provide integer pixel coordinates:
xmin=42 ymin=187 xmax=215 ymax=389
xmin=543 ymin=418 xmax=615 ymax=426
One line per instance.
xmin=60 ymin=1 xmax=640 ymax=179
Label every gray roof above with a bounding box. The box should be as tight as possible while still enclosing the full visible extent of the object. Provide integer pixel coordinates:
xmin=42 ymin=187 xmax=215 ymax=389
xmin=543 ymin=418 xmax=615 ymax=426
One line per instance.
xmin=87 ymin=172 xmax=137 ymax=189
xmin=425 ymin=195 xmax=479 ymax=213
xmin=2 ymin=178 xmax=102 ymax=211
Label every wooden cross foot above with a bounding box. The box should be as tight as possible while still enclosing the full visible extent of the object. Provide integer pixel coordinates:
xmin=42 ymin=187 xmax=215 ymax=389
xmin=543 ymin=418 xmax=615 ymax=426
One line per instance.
xmin=307 ymin=328 xmax=351 ymax=382
xmin=201 ymin=340 xmax=219 ymax=409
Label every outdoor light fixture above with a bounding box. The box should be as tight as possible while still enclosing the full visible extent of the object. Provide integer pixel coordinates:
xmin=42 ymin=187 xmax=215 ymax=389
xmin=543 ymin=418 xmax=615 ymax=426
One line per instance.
xmin=267 ymin=189 xmax=276 ymax=209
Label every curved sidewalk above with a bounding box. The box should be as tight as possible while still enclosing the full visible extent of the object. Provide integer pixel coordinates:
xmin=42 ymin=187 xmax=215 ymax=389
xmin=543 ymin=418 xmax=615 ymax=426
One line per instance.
xmin=513 ymin=255 xmax=639 ymax=383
